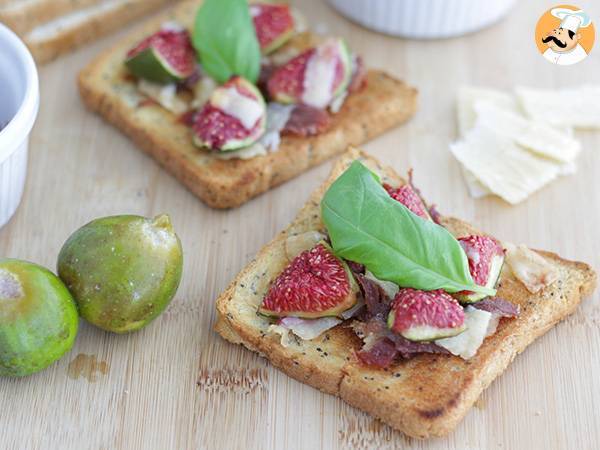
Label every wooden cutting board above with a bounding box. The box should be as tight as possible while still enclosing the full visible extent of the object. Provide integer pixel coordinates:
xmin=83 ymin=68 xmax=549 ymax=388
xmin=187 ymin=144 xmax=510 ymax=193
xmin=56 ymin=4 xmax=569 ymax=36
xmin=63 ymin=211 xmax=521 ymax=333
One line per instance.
xmin=1 ymin=0 xmax=599 ymax=448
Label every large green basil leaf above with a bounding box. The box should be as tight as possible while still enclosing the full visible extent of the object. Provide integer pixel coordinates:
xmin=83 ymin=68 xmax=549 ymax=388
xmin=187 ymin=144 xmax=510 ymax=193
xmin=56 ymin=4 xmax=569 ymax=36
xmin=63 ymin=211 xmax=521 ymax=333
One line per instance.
xmin=193 ymin=0 xmax=261 ymax=84
xmin=321 ymin=161 xmax=495 ymax=295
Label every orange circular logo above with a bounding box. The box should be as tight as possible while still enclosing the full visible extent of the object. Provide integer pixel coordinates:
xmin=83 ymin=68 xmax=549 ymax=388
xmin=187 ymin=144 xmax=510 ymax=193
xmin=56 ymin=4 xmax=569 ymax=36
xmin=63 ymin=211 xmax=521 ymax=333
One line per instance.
xmin=535 ymin=5 xmax=595 ymax=65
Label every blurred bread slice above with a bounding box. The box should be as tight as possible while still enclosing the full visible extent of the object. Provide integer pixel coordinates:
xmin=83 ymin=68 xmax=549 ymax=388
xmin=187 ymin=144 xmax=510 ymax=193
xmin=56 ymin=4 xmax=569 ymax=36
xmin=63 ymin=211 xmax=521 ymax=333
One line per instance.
xmin=1 ymin=0 xmax=99 ymax=34
xmin=0 ymin=0 xmax=175 ymax=63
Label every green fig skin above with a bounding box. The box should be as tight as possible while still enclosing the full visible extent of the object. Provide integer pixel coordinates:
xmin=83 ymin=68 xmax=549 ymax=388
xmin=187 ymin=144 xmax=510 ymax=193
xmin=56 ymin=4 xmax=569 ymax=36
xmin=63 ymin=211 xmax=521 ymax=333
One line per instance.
xmin=0 ymin=259 xmax=79 ymax=377
xmin=126 ymin=48 xmax=183 ymax=84
xmin=57 ymin=214 xmax=183 ymax=334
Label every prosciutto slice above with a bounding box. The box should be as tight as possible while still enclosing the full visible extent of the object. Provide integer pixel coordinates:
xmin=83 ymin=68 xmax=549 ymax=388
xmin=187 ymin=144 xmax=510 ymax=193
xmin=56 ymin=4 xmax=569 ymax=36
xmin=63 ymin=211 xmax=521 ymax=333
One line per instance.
xmin=355 ymin=273 xmax=391 ymax=318
xmin=471 ymin=297 xmax=520 ymax=317
xmin=354 ymin=316 xmax=448 ymax=368
xmin=282 ymin=105 xmax=331 ymax=136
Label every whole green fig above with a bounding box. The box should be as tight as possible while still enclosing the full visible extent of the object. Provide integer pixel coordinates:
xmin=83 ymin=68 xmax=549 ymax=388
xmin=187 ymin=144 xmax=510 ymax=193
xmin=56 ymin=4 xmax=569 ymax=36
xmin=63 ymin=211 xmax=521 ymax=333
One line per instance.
xmin=57 ymin=214 xmax=183 ymax=333
xmin=0 ymin=259 xmax=78 ymax=377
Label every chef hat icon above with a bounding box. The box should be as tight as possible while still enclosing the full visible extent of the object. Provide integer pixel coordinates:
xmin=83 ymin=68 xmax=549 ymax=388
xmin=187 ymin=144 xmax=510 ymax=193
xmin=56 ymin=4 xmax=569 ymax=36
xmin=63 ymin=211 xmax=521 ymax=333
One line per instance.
xmin=551 ymin=8 xmax=592 ymax=33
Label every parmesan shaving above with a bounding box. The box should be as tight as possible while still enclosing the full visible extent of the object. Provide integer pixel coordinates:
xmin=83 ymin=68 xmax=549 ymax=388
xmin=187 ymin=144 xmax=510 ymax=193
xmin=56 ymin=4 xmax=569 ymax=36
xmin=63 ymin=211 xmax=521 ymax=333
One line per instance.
xmin=364 ymin=270 xmax=399 ymax=300
xmin=192 ymin=77 xmax=218 ymax=109
xmin=454 ymin=85 xmax=587 ymax=203
xmin=436 ymin=307 xmax=493 ymax=360
xmin=137 ymin=80 xmax=188 ymax=114
xmin=457 ymin=86 xmax=519 ymax=136
xmin=516 ymin=85 xmax=600 ymax=130
xmin=504 ymin=243 xmax=560 ymax=293
xmin=302 ymin=39 xmax=338 ymax=108
xmin=211 ymin=87 xmax=264 ymax=130
xmin=259 ymin=103 xmax=294 ymax=151
xmin=450 ymin=125 xmax=561 ymax=204
xmin=473 ymin=101 xmax=581 ymax=163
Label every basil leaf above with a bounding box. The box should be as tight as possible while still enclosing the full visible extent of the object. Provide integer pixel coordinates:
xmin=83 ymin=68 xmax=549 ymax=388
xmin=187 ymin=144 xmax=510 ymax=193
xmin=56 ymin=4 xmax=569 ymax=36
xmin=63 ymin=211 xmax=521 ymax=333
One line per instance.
xmin=193 ymin=0 xmax=261 ymax=84
xmin=321 ymin=161 xmax=495 ymax=296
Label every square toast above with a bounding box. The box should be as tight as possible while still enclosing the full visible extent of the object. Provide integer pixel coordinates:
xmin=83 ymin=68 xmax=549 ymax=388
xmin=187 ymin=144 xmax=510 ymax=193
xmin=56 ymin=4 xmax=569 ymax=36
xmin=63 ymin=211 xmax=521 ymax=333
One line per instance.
xmin=78 ymin=0 xmax=417 ymax=208
xmin=215 ymin=147 xmax=597 ymax=438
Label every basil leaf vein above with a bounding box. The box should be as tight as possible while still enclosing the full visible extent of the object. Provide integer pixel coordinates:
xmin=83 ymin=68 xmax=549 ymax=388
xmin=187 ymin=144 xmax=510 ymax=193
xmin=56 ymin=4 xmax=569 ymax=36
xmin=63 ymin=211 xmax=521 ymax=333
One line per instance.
xmin=193 ymin=0 xmax=261 ymax=84
xmin=321 ymin=161 xmax=495 ymax=296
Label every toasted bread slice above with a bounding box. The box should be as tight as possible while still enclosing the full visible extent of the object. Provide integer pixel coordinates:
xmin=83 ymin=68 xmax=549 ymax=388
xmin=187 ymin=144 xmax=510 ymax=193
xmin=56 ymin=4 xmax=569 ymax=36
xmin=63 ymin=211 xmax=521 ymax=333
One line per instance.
xmin=215 ymin=147 xmax=596 ymax=438
xmin=0 ymin=0 xmax=100 ymax=34
xmin=1 ymin=0 xmax=174 ymax=63
xmin=78 ymin=0 xmax=417 ymax=209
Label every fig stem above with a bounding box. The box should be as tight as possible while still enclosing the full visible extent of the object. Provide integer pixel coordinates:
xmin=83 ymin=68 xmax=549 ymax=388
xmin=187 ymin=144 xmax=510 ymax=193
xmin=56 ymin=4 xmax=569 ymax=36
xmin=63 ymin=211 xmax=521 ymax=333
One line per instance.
xmin=152 ymin=214 xmax=173 ymax=231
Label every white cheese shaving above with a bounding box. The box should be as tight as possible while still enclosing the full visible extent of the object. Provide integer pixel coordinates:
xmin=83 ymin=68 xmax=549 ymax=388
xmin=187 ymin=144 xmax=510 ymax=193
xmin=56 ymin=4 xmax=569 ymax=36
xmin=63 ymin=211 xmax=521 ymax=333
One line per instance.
xmin=302 ymin=40 xmax=338 ymax=108
xmin=212 ymin=103 xmax=292 ymax=160
xmin=516 ymin=85 xmax=600 ymax=130
xmin=210 ymin=87 xmax=264 ymax=130
xmin=455 ymin=86 xmax=581 ymax=200
xmin=457 ymin=87 xmax=517 ymax=198
xmin=473 ymin=101 xmax=581 ymax=163
xmin=364 ymin=270 xmax=399 ymax=300
xmin=450 ymin=125 xmax=561 ymax=204
xmin=485 ymin=314 xmax=501 ymax=337
xmin=462 ymin=167 xmax=490 ymax=198
xmin=192 ymin=76 xmax=218 ymax=109
xmin=329 ymin=52 xmax=359 ymax=114
xmin=329 ymin=89 xmax=348 ymax=114
xmin=137 ymin=80 xmax=188 ymax=114
xmin=504 ymin=243 xmax=560 ymax=293
xmin=436 ymin=307 xmax=493 ymax=359
xmin=259 ymin=103 xmax=294 ymax=151
xmin=160 ymin=21 xmax=185 ymax=32
xmin=268 ymin=317 xmax=342 ymax=346
xmin=457 ymin=86 xmax=519 ymax=136
xmin=214 ymin=142 xmax=267 ymax=160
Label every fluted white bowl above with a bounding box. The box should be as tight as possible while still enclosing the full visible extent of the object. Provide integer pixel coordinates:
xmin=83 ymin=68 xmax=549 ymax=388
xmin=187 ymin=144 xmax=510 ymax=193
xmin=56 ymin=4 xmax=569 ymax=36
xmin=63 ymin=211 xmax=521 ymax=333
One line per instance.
xmin=328 ymin=0 xmax=517 ymax=39
xmin=0 ymin=23 xmax=39 ymax=229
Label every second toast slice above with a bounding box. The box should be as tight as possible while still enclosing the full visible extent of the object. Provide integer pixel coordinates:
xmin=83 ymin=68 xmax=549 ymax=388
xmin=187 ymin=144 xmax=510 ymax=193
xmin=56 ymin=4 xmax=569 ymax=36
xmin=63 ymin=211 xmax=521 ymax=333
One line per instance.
xmin=78 ymin=0 xmax=417 ymax=208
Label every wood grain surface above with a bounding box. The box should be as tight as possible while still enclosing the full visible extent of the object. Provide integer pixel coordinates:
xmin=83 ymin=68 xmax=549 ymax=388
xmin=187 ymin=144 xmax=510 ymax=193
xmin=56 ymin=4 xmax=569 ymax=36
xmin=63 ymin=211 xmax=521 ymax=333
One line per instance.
xmin=1 ymin=0 xmax=599 ymax=448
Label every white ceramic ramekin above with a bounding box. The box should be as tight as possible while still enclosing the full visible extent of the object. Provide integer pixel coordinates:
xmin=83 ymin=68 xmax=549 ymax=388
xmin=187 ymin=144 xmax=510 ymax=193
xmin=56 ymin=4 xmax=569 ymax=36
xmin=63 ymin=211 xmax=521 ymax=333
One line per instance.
xmin=0 ymin=23 xmax=39 ymax=229
xmin=328 ymin=0 xmax=517 ymax=39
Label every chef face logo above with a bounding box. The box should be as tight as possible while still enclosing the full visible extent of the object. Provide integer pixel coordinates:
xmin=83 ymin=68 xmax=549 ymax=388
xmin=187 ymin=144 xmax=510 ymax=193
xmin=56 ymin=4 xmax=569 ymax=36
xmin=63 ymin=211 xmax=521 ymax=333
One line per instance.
xmin=535 ymin=5 xmax=595 ymax=66
xmin=542 ymin=27 xmax=579 ymax=52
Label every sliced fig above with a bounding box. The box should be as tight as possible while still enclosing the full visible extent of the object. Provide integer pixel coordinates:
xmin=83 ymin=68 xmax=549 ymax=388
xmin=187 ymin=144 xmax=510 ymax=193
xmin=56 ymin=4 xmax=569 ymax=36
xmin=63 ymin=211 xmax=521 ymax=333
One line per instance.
xmin=383 ymin=183 xmax=431 ymax=220
xmin=267 ymin=38 xmax=352 ymax=109
xmin=259 ymin=242 xmax=358 ymax=319
xmin=125 ymin=28 xmax=196 ymax=84
xmin=251 ymin=3 xmax=295 ymax=54
xmin=192 ymin=76 xmax=267 ymax=151
xmin=456 ymin=235 xmax=505 ymax=303
xmin=387 ymin=288 xmax=466 ymax=341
